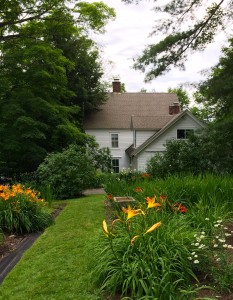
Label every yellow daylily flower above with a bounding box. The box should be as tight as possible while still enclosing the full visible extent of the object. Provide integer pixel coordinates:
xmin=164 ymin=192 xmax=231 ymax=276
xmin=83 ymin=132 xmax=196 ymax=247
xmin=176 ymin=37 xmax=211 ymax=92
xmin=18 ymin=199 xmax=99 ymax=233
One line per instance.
xmin=144 ymin=221 xmax=162 ymax=234
xmin=122 ymin=206 xmax=145 ymax=220
xmin=130 ymin=235 xmax=140 ymax=245
xmin=102 ymin=219 xmax=109 ymax=237
xmin=145 ymin=196 xmax=161 ymax=209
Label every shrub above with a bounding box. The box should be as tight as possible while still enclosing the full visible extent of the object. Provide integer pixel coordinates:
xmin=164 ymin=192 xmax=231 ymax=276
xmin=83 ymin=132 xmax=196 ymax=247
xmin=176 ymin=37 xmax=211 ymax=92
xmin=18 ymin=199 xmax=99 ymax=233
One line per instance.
xmin=36 ymin=144 xmax=97 ymax=199
xmin=0 ymin=184 xmax=53 ymax=233
xmin=147 ymin=132 xmax=233 ymax=177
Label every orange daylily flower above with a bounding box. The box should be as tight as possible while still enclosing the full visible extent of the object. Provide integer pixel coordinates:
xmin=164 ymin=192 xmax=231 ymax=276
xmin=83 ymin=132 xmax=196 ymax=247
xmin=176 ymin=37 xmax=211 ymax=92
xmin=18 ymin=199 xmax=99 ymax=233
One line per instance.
xmin=173 ymin=203 xmax=188 ymax=213
xmin=107 ymin=194 xmax=113 ymax=200
xmin=122 ymin=206 xmax=145 ymax=220
xmin=159 ymin=195 xmax=166 ymax=203
xmin=145 ymin=196 xmax=161 ymax=209
xmin=144 ymin=221 xmax=162 ymax=234
xmin=135 ymin=186 xmax=142 ymax=193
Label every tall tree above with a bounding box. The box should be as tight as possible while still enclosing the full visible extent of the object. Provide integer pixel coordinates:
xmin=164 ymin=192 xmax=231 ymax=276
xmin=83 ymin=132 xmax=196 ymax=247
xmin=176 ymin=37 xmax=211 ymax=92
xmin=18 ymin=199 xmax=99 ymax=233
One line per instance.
xmin=122 ymin=0 xmax=232 ymax=80
xmin=194 ymin=38 xmax=233 ymax=120
xmin=0 ymin=1 xmax=115 ymax=175
xmin=167 ymin=87 xmax=190 ymax=109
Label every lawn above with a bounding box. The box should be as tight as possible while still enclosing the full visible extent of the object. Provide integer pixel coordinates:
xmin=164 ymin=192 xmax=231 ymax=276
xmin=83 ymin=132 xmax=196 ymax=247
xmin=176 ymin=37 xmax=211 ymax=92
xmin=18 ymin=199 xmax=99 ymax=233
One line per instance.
xmin=0 ymin=195 xmax=106 ymax=300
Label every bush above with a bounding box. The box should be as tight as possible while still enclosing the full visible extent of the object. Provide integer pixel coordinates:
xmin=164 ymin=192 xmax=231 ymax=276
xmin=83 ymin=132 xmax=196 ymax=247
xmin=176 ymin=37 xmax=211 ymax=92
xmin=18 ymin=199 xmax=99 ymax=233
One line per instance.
xmin=0 ymin=184 xmax=53 ymax=233
xmin=147 ymin=132 xmax=233 ymax=178
xmin=36 ymin=144 xmax=97 ymax=199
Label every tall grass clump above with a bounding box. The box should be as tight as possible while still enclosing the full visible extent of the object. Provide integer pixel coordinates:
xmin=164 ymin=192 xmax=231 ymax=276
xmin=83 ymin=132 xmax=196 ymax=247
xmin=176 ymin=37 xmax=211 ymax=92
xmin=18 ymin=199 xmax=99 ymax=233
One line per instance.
xmin=96 ymin=172 xmax=233 ymax=299
xmin=94 ymin=196 xmax=204 ymax=299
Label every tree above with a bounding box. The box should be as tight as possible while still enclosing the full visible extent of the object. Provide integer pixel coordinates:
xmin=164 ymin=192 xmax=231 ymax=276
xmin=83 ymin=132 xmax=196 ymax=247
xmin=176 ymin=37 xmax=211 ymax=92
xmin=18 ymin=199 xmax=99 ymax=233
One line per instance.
xmin=0 ymin=0 xmax=115 ymax=41
xmin=0 ymin=0 xmax=66 ymax=42
xmin=168 ymin=87 xmax=190 ymax=109
xmin=0 ymin=2 xmax=115 ymax=175
xmin=122 ymin=0 xmax=231 ymax=80
xmin=194 ymin=38 xmax=233 ymax=120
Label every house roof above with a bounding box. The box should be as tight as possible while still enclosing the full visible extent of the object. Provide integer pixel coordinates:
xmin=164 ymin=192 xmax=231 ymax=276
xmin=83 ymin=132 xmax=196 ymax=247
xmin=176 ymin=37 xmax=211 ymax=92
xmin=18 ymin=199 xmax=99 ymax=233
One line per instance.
xmin=130 ymin=110 xmax=206 ymax=157
xmin=131 ymin=115 xmax=176 ymax=130
xmin=83 ymin=92 xmax=179 ymax=129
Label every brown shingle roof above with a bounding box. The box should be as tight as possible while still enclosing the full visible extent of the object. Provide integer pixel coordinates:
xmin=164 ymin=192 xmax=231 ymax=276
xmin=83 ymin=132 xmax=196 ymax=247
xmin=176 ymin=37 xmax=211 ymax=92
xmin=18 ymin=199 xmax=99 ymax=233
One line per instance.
xmin=83 ymin=92 xmax=179 ymax=129
xmin=131 ymin=115 xmax=175 ymax=129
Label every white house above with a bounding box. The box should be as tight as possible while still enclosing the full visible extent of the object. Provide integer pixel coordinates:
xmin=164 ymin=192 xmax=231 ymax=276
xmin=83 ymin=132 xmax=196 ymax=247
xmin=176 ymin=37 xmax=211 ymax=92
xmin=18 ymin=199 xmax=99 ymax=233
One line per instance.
xmin=83 ymin=80 xmax=206 ymax=172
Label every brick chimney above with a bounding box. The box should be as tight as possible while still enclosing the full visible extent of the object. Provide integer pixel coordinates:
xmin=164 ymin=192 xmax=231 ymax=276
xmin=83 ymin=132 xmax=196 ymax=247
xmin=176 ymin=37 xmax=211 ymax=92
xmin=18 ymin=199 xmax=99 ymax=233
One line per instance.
xmin=112 ymin=78 xmax=121 ymax=93
xmin=169 ymin=102 xmax=181 ymax=115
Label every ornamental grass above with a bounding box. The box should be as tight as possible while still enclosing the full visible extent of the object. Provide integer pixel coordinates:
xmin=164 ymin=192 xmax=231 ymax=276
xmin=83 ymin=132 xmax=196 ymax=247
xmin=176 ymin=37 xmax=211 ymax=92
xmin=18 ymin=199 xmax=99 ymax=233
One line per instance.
xmin=0 ymin=184 xmax=53 ymax=233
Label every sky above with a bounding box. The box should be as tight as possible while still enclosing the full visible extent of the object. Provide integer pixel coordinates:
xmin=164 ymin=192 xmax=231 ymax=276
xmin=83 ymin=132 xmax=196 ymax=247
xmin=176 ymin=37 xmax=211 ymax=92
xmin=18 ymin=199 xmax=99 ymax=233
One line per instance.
xmin=93 ymin=0 xmax=229 ymax=94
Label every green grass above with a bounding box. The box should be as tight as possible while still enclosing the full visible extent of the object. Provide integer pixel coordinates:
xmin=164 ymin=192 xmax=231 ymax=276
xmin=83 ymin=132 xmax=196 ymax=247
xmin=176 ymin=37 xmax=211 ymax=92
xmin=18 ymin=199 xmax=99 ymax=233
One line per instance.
xmin=0 ymin=195 xmax=106 ymax=300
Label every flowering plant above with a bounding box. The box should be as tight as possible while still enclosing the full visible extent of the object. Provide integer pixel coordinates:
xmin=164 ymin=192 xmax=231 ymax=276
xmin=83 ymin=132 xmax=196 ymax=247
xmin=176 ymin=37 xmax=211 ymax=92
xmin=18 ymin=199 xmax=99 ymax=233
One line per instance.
xmin=0 ymin=184 xmax=53 ymax=233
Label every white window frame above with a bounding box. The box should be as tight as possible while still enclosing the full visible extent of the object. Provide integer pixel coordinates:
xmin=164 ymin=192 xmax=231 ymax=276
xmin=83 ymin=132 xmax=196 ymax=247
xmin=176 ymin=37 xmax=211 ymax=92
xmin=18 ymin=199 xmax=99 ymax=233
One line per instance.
xmin=111 ymin=158 xmax=120 ymax=173
xmin=111 ymin=133 xmax=119 ymax=148
xmin=177 ymin=129 xmax=194 ymax=140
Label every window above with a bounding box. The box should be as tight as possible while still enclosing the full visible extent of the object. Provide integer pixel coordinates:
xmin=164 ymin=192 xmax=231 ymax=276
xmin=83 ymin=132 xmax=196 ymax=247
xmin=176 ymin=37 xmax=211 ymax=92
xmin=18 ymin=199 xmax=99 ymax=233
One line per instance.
xmin=177 ymin=129 xmax=194 ymax=139
xmin=112 ymin=159 xmax=119 ymax=173
xmin=111 ymin=133 xmax=119 ymax=148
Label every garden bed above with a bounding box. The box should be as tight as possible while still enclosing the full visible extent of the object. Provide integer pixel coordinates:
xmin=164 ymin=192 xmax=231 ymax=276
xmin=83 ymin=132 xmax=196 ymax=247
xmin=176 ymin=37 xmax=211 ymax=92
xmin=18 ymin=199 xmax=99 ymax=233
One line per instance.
xmin=104 ymin=200 xmax=233 ymax=300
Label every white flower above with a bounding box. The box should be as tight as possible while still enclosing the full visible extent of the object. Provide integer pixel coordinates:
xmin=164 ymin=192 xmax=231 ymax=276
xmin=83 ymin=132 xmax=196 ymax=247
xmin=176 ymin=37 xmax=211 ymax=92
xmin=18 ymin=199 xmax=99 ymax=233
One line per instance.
xmin=191 ymin=252 xmax=196 ymax=255
xmin=216 ymin=258 xmax=221 ymax=262
xmin=225 ymin=233 xmax=231 ymax=237
xmin=214 ymin=224 xmax=220 ymax=227
xmin=213 ymin=244 xmax=218 ymax=248
xmin=195 ymin=243 xmax=199 ymax=246
xmin=217 ymin=219 xmax=222 ymax=223
xmin=205 ymin=218 xmax=209 ymax=220
xmin=224 ymin=227 xmax=228 ymax=230
xmin=188 ymin=257 xmax=192 ymax=260
xmin=218 ymin=239 xmax=226 ymax=243
xmin=201 ymin=231 xmax=205 ymax=235
xmin=194 ymin=255 xmax=198 ymax=258
xmin=199 ymin=244 xmax=205 ymax=249
xmin=227 ymin=245 xmax=233 ymax=249
xmin=194 ymin=234 xmax=198 ymax=237
xmin=223 ymin=244 xmax=228 ymax=248
xmin=194 ymin=260 xmax=199 ymax=264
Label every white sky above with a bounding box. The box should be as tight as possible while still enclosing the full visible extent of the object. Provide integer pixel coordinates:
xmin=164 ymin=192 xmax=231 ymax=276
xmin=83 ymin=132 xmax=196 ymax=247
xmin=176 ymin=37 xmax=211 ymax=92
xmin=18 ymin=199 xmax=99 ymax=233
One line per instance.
xmin=93 ymin=0 xmax=230 ymax=94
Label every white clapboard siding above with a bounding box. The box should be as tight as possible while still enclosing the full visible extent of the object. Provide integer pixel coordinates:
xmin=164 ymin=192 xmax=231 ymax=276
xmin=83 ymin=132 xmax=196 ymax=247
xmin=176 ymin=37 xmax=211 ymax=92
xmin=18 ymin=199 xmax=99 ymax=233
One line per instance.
xmin=136 ymin=115 xmax=203 ymax=171
xmin=135 ymin=130 xmax=156 ymax=148
xmin=85 ymin=129 xmax=133 ymax=170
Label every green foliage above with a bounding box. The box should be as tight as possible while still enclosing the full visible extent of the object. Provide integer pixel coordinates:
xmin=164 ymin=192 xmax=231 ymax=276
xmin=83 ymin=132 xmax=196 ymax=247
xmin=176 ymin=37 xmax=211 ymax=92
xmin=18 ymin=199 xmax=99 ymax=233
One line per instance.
xmin=96 ymin=210 xmax=198 ymax=299
xmin=168 ymin=86 xmax=190 ymax=109
xmin=36 ymin=144 xmax=97 ymax=199
xmin=94 ymin=174 xmax=233 ymax=298
xmin=122 ymin=0 xmax=230 ymax=79
xmin=0 ymin=184 xmax=53 ymax=233
xmin=74 ymin=2 xmax=116 ymax=33
xmin=195 ymin=38 xmax=233 ymax=120
xmin=147 ymin=131 xmax=233 ymax=177
xmin=0 ymin=2 xmax=115 ymax=175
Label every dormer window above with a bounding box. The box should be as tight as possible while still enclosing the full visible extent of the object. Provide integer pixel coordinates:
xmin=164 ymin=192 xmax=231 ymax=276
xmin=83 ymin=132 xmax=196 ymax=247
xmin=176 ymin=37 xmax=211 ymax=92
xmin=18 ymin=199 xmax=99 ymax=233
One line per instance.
xmin=111 ymin=133 xmax=119 ymax=148
xmin=177 ymin=129 xmax=194 ymax=139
